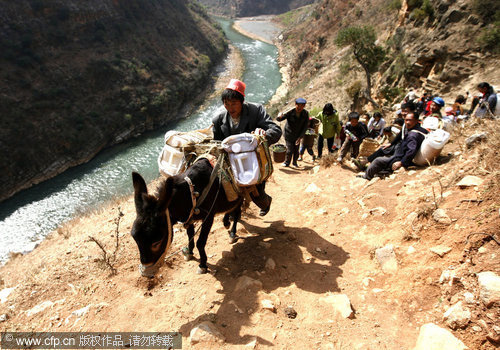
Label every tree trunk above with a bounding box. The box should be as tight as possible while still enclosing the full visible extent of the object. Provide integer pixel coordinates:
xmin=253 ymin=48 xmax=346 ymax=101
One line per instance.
xmin=355 ymin=54 xmax=380 ymax=108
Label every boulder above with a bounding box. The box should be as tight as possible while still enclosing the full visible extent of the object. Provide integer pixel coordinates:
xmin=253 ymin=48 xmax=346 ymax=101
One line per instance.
xmin=477 ymin=271 xmax=500 ymax=307
xmin=190 ymin=321 xmax=225 ymax=345
xmin=413 ymin=323 xmax=468 ymax=350
xmin=443 ymin=301 xmax=471 ymax=329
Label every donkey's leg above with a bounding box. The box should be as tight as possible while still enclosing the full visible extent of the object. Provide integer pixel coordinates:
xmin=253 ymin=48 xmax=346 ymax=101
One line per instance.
xmin=182 ymin=224 xmax=195 ymax=261
xmin=196 ymin=214 xmax=214 ymax=274
xmin=223 ymin=213 xmax=231 ymax=229
xmin=228 ymin=205 xmax=241 ymax=243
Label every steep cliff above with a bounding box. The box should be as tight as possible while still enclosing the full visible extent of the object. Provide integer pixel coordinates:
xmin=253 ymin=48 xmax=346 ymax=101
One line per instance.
xmin=271 ymin=0 xmax=499 ymax=116
xmin=0 ymin=0 xmax=227 ymax=202
xmin=198 ymin=0 xmax=317 ymax=17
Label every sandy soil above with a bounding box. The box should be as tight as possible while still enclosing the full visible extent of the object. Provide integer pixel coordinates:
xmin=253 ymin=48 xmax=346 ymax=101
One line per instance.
xmin=1 ymin=17 xmax=499 ymax=350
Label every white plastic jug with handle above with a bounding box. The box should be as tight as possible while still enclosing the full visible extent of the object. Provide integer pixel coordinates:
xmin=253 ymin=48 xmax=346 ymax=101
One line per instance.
xmin=413 ymin=129 xmax=450 ymax=166
xmin=222 ymin=133 xmax=260 ymax=186
xmin=158 ymin=144 xmax=186 ymax=177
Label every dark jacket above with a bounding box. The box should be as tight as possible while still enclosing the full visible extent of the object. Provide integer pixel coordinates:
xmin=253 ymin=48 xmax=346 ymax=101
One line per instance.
xmin=391 ymin=124 xmax=428 ymax=167
xmin=212 ymin=102 xmax=282 ymax=144
xmin=276 ymin=108 xmax=309 ymax=141
xmin=345 ymin=121 xmax=368 ymax=141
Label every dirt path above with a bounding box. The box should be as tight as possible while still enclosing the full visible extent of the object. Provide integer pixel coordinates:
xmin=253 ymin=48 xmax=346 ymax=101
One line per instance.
xmin=1 ymin=126 xmax=499 ymax=349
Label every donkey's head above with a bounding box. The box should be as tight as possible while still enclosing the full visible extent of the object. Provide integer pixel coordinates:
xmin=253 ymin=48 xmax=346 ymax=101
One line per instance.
xmin=131 ymin=172 xmax=174 ymax=277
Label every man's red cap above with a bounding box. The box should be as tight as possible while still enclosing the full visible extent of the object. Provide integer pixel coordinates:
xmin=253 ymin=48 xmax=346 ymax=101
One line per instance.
xmin=225 ymin=79 xmax=246 ymax=96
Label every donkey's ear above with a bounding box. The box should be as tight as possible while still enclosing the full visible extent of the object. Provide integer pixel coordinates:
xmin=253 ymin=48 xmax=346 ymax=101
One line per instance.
xmin=158 ymin=176 xmax=174 ymax=212
xmin=132 ymin=172 xmax=148 ymax=213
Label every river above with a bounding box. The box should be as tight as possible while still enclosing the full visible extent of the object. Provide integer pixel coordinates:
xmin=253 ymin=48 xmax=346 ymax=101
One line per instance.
xmin=0 ymin=17 xmax=282 ymax=264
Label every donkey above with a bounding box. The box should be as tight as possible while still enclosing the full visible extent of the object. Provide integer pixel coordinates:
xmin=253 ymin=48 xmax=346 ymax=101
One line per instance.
xmin=131 ymin=158 xmax=243 ymax=276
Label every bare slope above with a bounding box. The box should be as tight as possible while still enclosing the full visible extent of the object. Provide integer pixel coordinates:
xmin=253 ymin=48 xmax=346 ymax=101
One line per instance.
xmin=0 ymin=119 xmax=498 ymax=349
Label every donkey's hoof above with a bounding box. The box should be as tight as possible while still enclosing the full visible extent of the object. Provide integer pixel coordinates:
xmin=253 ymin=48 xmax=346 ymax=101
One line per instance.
xmin=182 ymin=247 xmax=193 ymax=261
xmin=197 ymin=267 xmax=208 ymax=274
xmin=228 ymin=235 xmax=239 ymax=244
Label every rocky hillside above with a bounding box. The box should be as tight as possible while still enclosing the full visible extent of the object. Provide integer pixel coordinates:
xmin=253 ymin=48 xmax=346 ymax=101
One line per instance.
xmin=0 ymin=0 xmax=227 ymax=202
xmin=197 ymin=0 xmax=317 ymax=17
xmin=269 ymin=0 xmax=499 ymax=117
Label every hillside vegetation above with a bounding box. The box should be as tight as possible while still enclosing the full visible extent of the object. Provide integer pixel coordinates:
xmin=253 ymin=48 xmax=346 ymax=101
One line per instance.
xmin=269 ymin=0 xmax=499 ymax=117
xmin=0 ymin=0 xmax=227 ymax=202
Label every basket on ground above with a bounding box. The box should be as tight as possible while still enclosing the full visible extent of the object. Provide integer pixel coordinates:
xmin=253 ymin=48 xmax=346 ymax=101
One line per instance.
xmin=270 ymin=144 xmax=286 ymax=163
xmin=358 ymin=138 xmax=380 ymax=157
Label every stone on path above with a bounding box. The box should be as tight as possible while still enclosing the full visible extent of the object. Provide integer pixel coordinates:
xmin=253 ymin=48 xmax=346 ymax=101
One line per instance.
xmin=190 ymin=321 xmax=225 ymax=345
xmin=477 ymin=271 xmax=500 ymax=307
xmin=0 ymin=287 xmax=16 ymax=304
xmin=430 ymin=246 xmax=452 ymax=257
xmin=26 ymin=301 xmax=55 ymax=317
xmin=265 ymin=257 xmax=276 ymax=270
xmin=235 ymin=276 xmax=263 ymax=292
xmin=319 ymin=294 xmax=354 ymax=319
xmin=413 ymin=323 xmax=468 ymax=350
xmin=305 ymin=183 xmax=321 ymax=194
xmin=432 ymin=209 xmax=452 ymax=225
xmin=375 ymin=245 xmax=398 ymax=274
xmin=443 ymin=301 xmax=471 ymax=330
xmin=456 ymin=175 xmax=483 ymax=188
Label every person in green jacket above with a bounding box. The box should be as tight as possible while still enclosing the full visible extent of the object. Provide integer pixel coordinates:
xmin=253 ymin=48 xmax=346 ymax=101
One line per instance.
xmin=316 ymin=103 xmax=341 ymax=158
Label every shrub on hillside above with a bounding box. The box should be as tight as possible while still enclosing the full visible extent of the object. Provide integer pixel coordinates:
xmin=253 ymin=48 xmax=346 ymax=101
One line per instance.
xmin=472 ymin=0 xmax=500 ymax=24
xmin=477 ymin=22 xmax=500 ymax=53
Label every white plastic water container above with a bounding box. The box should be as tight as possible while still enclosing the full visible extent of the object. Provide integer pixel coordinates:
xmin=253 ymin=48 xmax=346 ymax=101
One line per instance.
xmin=413 ymin=129 xmax=450 ymax=166
xmin=228 ymin=152 xmax=260 ymax=186
xmin=422 ymin=116 xmax=440 ymax=131
xmin=158 ymin=144 xmax=186 ymax=177
xmin=222 ymin=133 xmax=260 ymax=186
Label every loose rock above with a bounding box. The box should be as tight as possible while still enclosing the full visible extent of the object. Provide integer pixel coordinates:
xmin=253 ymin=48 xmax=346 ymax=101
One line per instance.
xmin=284 ymin=306 xmax=297 ymax=319
xmin=456 ymin=175 xmax=483 ymax=188
xmin=375 ymin=244 xmax=398 ymax=274
xmin=235 ymin=276 xmax=263 ymax=292
xmin=190 ymin=321 xmax=225 ymax=345
xmin=432 ymin=209 xmax=452 ymax=225
xmin=319 ymin=294 xmax=354 ymax=319
xmin=261 ymin=299 xmax=276 ymax=313
xmin=477 ymin=271 xmax=500 ymax=307
xmin=265 ymin=258 xmax=276 ymax=270
xmin=305 ymin=183 xmax=321 ymax=194
xmin=413 ymin=323 xmax=468 ymax=350
xmin=430 ymin=246 xmax=452 ymax=257
xmin=443 ymin=301 xmax=471 ymax=330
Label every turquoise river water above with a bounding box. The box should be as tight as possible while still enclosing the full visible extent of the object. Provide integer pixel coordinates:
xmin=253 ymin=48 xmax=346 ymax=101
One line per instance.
xmin=0 ymin=18 xmax=282 ymax=264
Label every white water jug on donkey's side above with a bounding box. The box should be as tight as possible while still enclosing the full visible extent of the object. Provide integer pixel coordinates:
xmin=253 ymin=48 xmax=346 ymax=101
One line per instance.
xmin=413 ymin=129 xmax=450 ymax=166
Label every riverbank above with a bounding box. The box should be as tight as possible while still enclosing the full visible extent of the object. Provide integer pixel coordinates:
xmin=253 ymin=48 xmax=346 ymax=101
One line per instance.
xmin=232 ymin=16 xmax=291 ymax=109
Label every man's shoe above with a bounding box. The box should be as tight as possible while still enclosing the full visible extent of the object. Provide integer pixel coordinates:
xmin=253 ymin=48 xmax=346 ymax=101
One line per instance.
xmin=297 ymin=156 xmax=303 ymax=161
xmin=282 ymin=162 xmax=289 ymax=167
xmin=292 ymin=162 xmax=299 ymax=167
xmin=356 ymin=174 xmax=367 ymax=179
xmin=337 ymin=156 xmax=343 ymax=163
xmin=259 ymin=198 xmax=272 ymax=216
